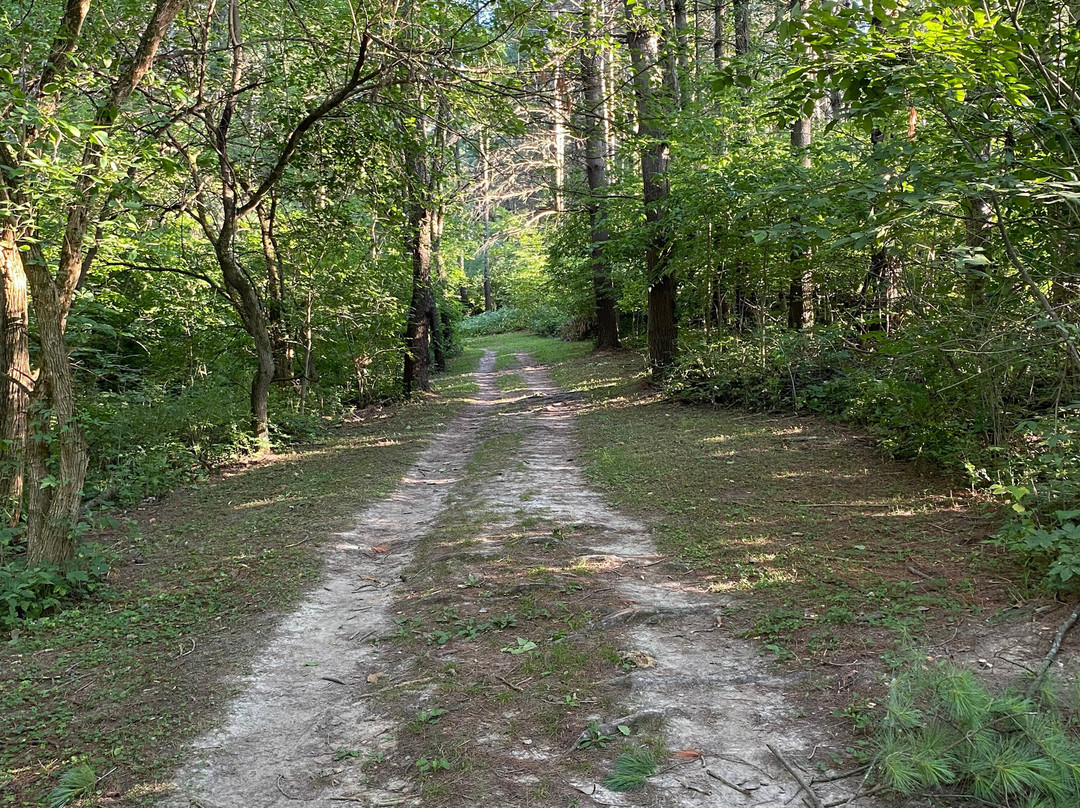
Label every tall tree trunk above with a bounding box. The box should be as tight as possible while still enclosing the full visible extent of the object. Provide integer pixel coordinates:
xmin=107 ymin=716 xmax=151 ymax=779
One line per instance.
xmin=788 ymin=117 xmax=814 ymax=330
xmin=734 ymin=0 xmax=750 ymax=56
xmin=963 ymin=194 xmax=994 ymax=305
xmin=404 ymin=208 xmax=434 ymax=396
xmin=552 ymin=66 xmax=569 ymax=213
xmin=626 ymin=0 xmax=678 ymax=373
xmin=430 ymin=210 xmax=447 ymax=373
xmin=23 ymin=255 xmax=89 ymax=564
xmin=713 ymin=0 xmax=726 ymax=64
xmin=403 ymin=118 xmax=435 ymax=397
xmin=480 ymin=135 xmax=494 ymax=312
xmin=13 ymin=0 xmax=191 ymax=564
xmin=671 ymin=0 xmax=692 ymax=106
xmin=583 ymin=2 xmax=621 ymax=351
xmin=256 ymin=197 xmax=293 ymax=384
xmin=0 ymin=230 xmax=30 ymax=525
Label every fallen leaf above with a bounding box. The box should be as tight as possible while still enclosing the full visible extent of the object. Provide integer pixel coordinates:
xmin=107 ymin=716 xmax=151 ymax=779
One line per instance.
xmin=370 ymin=545 xmax=390 ymax=553
xmin=675 ymin=749 xmax=702 ymax=759
xmin=366 ymin=672 xmax=386 ymax=684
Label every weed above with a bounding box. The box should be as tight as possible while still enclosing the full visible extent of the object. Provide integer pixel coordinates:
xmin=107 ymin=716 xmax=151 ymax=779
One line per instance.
xmin=416 ymin=757 xmax=451 ymax=773
xmin=500 ymin=637 xmax=538 ymax=655
xmin=578 ymin=721 xmax=614 ymax=750
xmin=415 ymin=708 xmax=447 ymax=725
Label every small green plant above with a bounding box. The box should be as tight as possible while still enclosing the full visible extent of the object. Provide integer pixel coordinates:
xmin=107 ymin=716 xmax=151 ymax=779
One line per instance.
xmin=416 ymin=707 xmax=447 ymax=724
xmin=501 ymin=637 xmax=537 ymax=655
xmin=1 ymin=542 xmax=112 ymax=630
xmin=333 ymin=748 xmax=363 ymax=761
xmin=578 ymin=721 xmax=614 ymax=750
xmin=604 ymin=746 xmax=658 ymax=792
xmin=416 ymin=756 xmax=451 ymax=773
xmin=48 ymin=763 xmax=97 ymax=808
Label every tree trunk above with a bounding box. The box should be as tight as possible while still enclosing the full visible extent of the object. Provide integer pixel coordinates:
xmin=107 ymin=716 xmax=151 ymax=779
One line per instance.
xmin=626 ymin=1 xmax=678 ymax=373
xmin=552 ymin=66 xmax=569 ymax=213
xmin=788 ymin=117 xmax=813 ymax=330
xmin=0 ymin=229 xmax=31 ymax=525
xmin=403 ymin=122 xmax=435 ymax=397
xmin=431 ymin=206 xmax=448 ymax=373
xmin=404 ymin=205 xmax=434 ymax=396
xmin=713 ymin=1 xmax=726 ymax=64
xmin=480 ymin=135 xmax=494 ymax=312
xmin=23 ymin=257 xmax=88 ymax=565
xmin=256 ymin=197 xmax=293 ymax=384
xmin=963 ymin=194 xmax=993 ymax=305
xmin=734 ymin=0 xmax=750 ymax=56
xmin=583 ymin=2 xmax=621 ymax=351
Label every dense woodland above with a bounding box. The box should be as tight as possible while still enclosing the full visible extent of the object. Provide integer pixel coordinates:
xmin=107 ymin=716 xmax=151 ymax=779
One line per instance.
xmin=2 ymin=1 xmax=1080 ymax=610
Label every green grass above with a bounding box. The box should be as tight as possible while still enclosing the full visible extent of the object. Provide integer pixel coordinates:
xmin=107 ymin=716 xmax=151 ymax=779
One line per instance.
xmin=459 ymin=341 xmax=1008 ymax=661
xmin=0 ymin=357 xmax=482 ymax=807
xmin=468 ymin=332 xmax=593 ymax=368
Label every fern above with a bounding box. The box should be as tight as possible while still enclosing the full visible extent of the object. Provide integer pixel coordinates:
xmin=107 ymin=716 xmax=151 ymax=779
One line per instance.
xmin=48 ymin=764 xmax=96 ymax=808
xmin=603 ymin=746 xmax=658 ymax=792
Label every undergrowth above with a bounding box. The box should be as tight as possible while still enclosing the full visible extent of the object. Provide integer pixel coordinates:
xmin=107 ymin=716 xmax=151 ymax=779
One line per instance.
xmin=871 ymin=659 xmax=1080 ymax=806
xmin=666 ymin=324 xmax=1080 ymax=591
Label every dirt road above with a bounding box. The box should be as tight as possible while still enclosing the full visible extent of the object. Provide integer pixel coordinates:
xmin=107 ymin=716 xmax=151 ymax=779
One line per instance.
xmin=171 ymin=351 xmax=879 ymax=807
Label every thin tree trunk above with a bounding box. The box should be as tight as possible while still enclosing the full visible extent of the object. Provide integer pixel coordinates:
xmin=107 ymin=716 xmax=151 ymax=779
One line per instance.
xmin=626 ymin=0 xmax=678 ymax=373
xmin=256 ymin=197 xmax=293 ymax=384
xmin=583 ymin=1 xmax=621 ymax=351
xmin=788 ymin=117 xmax=813 ymax=330
xmin=480 ymin=135 xmax=494 ymax=312
xmin=403 ymin=119 xmax=435 ymax=397
xmin=713 ymin=1 xmax=726 ymax=64
xmin=0 ymin=229 xmax=30 ymax=525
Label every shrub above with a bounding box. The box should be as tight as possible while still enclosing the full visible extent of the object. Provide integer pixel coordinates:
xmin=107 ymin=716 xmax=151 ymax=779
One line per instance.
xmin=0 ymin=532 xmax=111 ymax=631
xmin=457 ymin=307 xmax=530 ymax=337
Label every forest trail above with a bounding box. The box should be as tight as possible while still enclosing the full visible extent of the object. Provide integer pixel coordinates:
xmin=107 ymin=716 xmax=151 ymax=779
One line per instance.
xmin=171 ymin=350 xmax=882 ymax=808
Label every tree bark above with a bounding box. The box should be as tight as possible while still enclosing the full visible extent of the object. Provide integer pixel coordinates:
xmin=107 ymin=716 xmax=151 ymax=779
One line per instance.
xmin=403 ymin=118 xmax=435 ymax=398
xmin=9 ymin=0 xmax=191 ymax=563
xmin=0 ymin=230 xmax=30 ymax=525
xmin=257 ymin=197 xmax=294 ymax=384
xmin=734 ymin=0 xmax=750 ymax=56
xmin=626 ymin=1 xmax=678 ymax=373
xmin=583 ymin=2 xmax=621 ymax=351
xmin=787 ymin=117 xmax=813 ymax=330
xmin=713 ymin=1 xmax=726 ymax=65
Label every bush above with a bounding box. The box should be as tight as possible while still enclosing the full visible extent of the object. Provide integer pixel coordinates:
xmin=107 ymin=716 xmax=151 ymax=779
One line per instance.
xmin=528 ymin=305 xmax=570 ymax=338
xmin=457 ymin=308 xmax=530 ymax=337
xmin=0 ymin=528 xmax=111 ymax=631
xmin=985 ymin=411 xmax=1080 ymax=590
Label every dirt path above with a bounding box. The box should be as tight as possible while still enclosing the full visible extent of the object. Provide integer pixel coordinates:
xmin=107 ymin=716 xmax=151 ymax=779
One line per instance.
xmin=171 ymin=351 xmax=879 ymax=807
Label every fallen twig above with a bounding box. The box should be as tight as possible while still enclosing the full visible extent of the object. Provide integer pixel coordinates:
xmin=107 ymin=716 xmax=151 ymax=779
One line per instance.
xmin=496 ymin=675 xmax=523 ymax=692
xmin=680 ymin=781 xmax=712 ymax=795
xmin=706 ymin=769 xmax=756 ymax=796
xmin=320 ymin=676 xmax=347 ymax=685
xmin=823 ymin=784 xmax=886 ymax=806
xmin=1027 ymin=601 xmax=1080 ymax=698
xmin=768 ymin=744 xmax=825 ymax=808
xmin=812 ymin=766 xmax=869 ymax=784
